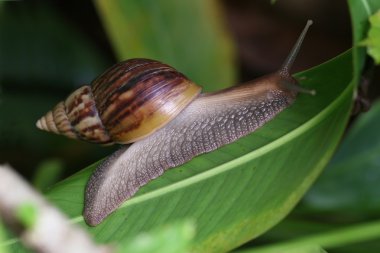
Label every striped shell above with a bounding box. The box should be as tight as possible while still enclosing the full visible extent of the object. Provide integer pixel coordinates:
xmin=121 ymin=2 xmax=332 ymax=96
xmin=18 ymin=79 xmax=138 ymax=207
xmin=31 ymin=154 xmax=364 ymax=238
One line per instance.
xmin=36 ymin=59 xmax=202 ymax=145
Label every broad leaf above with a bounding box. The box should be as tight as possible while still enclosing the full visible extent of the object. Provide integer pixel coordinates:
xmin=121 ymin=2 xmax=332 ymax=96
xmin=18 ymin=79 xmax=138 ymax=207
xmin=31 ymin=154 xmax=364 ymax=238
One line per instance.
xmin=304 ymin=100 xmax=380 ymax=214
xmin=93 ymin=0 xmax=236 ymax=91
xmin=116 ymin=221 xmax=195 ymax=253
xmin=6 ymin=50 xmax=354 ymax=252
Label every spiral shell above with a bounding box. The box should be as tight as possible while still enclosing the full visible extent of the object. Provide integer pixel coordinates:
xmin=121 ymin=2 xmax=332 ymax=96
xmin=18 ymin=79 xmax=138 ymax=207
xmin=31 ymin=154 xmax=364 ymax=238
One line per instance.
xmin=36 ymin=59 xmax=202 ymax=144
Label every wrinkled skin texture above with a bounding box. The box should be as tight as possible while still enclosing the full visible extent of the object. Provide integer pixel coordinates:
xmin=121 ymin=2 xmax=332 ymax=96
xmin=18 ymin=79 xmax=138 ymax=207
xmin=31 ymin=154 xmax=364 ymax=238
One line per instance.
xmin=84 ymin=74 xmax=297 ymax=226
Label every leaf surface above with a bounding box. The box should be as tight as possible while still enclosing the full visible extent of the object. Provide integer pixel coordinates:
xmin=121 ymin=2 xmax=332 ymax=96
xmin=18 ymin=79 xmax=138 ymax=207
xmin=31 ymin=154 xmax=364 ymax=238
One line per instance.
xmin=8 ymin=51 xmax=353 ymax=253
xmin=304 ymin=100 xmax=380 ymax=213
xmin=93 ymin=0 xmax=236 ymax=91
xmin=360 ymin=10 xmax=380 ymax=64
xmin=348 ymin=0 xmax=380 ymax=82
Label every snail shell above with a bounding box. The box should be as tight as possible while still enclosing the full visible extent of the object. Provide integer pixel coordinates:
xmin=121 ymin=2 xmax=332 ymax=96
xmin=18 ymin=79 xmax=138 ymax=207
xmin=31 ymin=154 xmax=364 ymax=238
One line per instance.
xmin=36 ymin=59 xmax=201 ymax=144
xmin=37 ymin=20 xmax=314 ymax=226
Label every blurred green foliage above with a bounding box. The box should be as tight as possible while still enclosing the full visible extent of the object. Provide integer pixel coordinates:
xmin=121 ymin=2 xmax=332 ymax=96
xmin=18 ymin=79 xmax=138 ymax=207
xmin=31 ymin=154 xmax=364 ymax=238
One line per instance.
xmin=238 ymin=245 xmax=327 ymax=253
xmin=348 ymin=0 xmax=380 ymax=84
xmin=32 ymin=159 xmax=64 ymax=192
xmin=0 ymin=219 xmax=9 ymax=253
xmin=237 ymin=220 xmax=380 ymax=253
xmin=15 ymin=203 xmax=38 ymax=230
xmin=117 ymin=221 xmax=195 ymax=253
xmin=360 ymin=10 xmax=380 ymax=64
xmin=94 ymin=0 xmax=236 ymax=91
xmin=304 ymin=100 xmax=380 ymax=216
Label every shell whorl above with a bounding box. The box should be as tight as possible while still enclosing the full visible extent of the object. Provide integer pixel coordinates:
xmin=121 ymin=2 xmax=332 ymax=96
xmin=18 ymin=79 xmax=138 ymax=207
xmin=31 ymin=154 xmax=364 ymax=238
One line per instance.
xmin=90 ymin=58 xmax=201 ymax=143
xmin=36 ymin=59 xmax=201 ymax=144
xmin=36 ymin=86 xmax=112 ymax=144
xmin=36 ymin=102 xmax=76 ymax=139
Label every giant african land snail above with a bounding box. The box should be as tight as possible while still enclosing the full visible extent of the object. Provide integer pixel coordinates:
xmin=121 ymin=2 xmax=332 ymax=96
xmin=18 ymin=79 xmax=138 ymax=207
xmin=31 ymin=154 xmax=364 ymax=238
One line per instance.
xmin=37 ymin=20 xmax=314 ymax=226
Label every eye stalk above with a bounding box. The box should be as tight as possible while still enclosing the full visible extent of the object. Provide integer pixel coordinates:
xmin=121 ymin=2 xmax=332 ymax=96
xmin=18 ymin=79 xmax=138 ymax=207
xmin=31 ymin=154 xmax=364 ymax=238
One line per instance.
xmin=279 ymin=20 xmax=314 ymax=77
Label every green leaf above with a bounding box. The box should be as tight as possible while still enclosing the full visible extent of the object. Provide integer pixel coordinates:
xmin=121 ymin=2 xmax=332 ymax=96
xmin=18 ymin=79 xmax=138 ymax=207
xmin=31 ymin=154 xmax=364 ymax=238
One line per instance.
xmin=237 ymin=244 xmax=326 ymax=253
xmin=15 ymin=203 xmax=38 ymax=229
xmin=360 ymin=10 xmax=380 ymax=64
xmin=235 ymin=220 xmax=380 ymax=253
xmin=3 ymin=49 xmax=354 ymax=253
xmin=303 ymin=100 xmax=380 ymax=214
xmin=32 ymin=159 xmax=64 ymax=192
xmin=0 ymin=219 xmax=9 ymax=253
xmin=116 ymin=221 xmax=195 ymax=253
xmin=244 ymin=218 xmax=380 ymax=253
xmin=348 ymin=0 xmax=380 ymax=83
xmin=93 ymin=0 xmax=236 ymax=91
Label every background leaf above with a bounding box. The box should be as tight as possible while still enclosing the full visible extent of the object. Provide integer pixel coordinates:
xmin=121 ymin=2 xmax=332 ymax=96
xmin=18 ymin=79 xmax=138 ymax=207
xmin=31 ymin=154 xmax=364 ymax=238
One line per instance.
xmin=304 ymin=100 xmax=380 ymax=214
xmin=360 ymin=10 xmax=380 ymax=64
xmin=93 ymin=0 xmax=236 ymax=91
xmin=347 ymin=0 xmax=380 ymax=83
xmin=0 ymin=219 xmax=9 ymax=253
xmin=116 ymin=221 xmax=195 ymax=253
xmin=32 ymin=159 xmax=64 ymax=192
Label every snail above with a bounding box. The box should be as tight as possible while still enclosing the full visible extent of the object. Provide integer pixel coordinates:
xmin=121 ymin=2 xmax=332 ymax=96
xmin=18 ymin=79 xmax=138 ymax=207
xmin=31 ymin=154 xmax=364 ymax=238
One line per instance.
xmin=36 ymin=20 xmax=315 ymax=226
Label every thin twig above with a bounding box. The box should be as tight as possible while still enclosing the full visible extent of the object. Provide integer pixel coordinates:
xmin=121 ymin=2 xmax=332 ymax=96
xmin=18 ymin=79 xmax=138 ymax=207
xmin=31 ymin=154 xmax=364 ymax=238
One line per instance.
xmin=0 ymin=164 xmax=112 ymax=253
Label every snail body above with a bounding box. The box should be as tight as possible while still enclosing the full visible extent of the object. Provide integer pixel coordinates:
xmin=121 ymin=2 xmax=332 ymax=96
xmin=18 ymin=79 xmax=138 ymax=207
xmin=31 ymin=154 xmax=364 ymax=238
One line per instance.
xmin=37 ymin=20 xmax=314 ymax=226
